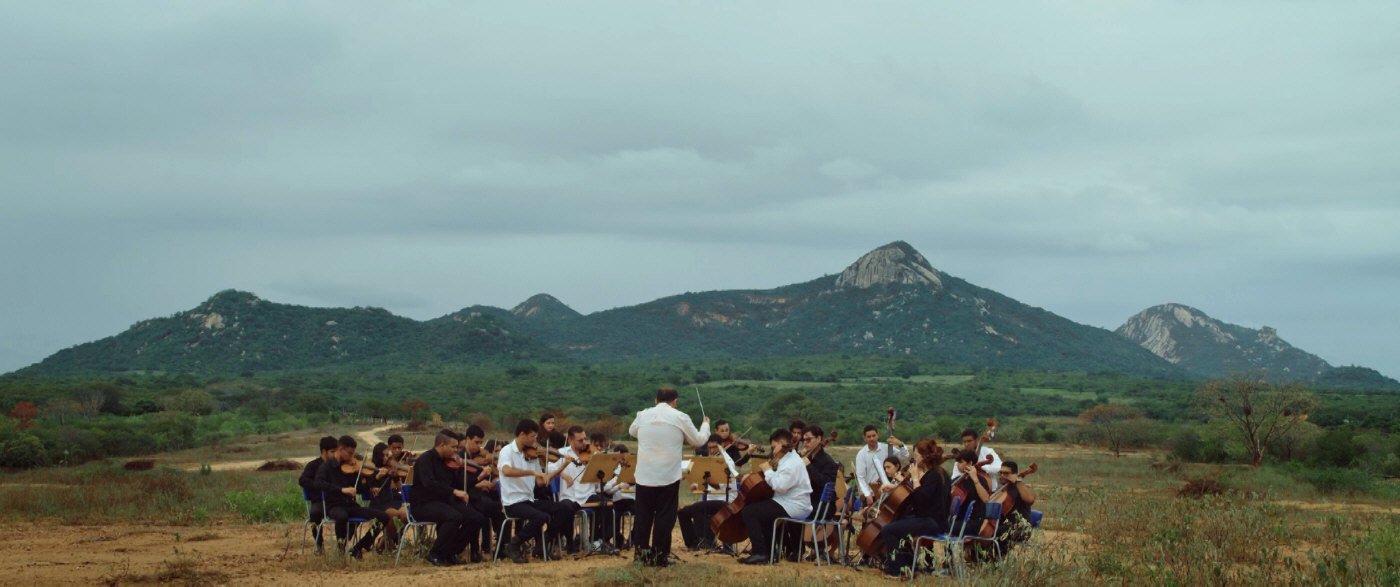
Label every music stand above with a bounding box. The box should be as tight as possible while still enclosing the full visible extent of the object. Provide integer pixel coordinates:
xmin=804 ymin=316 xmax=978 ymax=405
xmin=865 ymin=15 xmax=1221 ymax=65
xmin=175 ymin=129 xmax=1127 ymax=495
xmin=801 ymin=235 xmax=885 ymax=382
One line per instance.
xmin=684 ymin=457 xmax=728 ymax=502
xmin=581 ymin=454 xmax=623 ymax=500
xmin=615 ymin=454 xmax=638 ymax=494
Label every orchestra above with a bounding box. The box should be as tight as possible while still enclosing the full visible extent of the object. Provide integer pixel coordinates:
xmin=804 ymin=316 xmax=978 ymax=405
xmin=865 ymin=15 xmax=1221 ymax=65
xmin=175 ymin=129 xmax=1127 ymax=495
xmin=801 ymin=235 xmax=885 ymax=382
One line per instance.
xmin=295 ymin=395 xmax=1041 ymax=579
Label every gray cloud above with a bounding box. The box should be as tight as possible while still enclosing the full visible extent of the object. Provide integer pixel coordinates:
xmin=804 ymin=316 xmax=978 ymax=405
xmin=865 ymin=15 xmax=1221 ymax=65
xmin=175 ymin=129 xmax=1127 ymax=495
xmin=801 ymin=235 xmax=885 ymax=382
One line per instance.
xmin=2 ymin=1 xmax=1397 ymax=377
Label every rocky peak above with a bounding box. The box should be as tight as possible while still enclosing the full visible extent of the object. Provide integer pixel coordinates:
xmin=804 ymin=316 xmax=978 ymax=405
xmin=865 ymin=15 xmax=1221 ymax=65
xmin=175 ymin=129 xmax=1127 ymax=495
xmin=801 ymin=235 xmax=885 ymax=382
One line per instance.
xmin=511 ymin=293 xmax=581 ymax=320
xmin=1116 ymin=303 xmax=1330 ymax=379
xmin=835 ymin=241 xmax=943 ymax=290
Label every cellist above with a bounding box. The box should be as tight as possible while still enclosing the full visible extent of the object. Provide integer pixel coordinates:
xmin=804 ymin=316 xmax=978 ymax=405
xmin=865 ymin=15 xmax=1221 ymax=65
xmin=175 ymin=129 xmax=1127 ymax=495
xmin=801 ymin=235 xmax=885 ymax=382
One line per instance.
xmin=878 ymin=438 xmax=950 ymax=578
xmin=737 ymin=429 xmax=812 ymax=565
xmin=984 ymin=461 xmax=1037 ymax=560
xmin=951 ymin=427 xmax=1002 ymax=490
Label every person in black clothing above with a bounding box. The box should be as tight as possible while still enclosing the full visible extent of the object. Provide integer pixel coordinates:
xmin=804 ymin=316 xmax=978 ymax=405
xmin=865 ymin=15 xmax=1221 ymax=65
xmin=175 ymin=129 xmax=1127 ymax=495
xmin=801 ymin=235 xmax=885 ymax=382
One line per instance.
xmin=316 ymin=435 xmax=398 ymax=558
xmin=410 ymin=432 xmax=487 ymax=566
xmin=461 ymin=425 xmax=504 ymax=558
xmin=799 ymin=425 xmax=839 ymax=560
xmin=987 ymin=461 xmax=1037 ymax=560
xmin=949 ymin=450 xmax=991 ymax=538
xmin=879 ymin=438 xmax=951 ymax=577
xmin=298 ymin=436 xmax=338 ymax=553
xmin=367 ymin=442 xmax=409 ymax=527
xmin=678 ymin=435 xmax=734 ymax=550
xmin=714 ymin=420 xmax=756 ymax=468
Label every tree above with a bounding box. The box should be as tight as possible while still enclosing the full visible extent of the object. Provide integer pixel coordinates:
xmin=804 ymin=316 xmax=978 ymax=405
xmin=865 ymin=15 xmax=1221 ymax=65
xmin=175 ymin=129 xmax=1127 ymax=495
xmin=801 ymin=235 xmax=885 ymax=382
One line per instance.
xmin=1078 ymin=404 xmax=1145 ymax=457
xmin=1194 ymin=375 xmax=1319 ymax=467
xmin=10 ymin=402 xmax=37 ymax=430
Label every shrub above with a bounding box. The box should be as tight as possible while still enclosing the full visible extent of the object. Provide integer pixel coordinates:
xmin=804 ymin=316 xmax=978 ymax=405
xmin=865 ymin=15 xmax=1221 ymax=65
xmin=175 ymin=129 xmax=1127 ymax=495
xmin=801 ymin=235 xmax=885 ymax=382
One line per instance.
xmin=0 ymin=427 xmax=48 ymax=469
xmin=224 ymin=488 xmax=304 ymax=523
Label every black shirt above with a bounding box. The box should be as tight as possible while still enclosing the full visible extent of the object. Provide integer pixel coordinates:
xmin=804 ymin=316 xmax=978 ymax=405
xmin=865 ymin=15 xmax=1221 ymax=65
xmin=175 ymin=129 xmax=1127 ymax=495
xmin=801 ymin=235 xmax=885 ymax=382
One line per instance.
xmin=299 ymin=457 xmax=324 ymax=503
xmin=412 ymin=448 xmax=457 ymax=505
xmin=805 ymin=449 xmax=839 ymax=512
xmin=315 ymin=458 xmax=363 ymax=508
xmin=905 ymin=467 xmax=951 ymax=523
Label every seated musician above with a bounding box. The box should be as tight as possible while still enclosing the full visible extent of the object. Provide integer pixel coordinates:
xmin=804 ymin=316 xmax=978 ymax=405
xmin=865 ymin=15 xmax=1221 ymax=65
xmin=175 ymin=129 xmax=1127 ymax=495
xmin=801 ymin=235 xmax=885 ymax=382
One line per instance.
xmin=737 ymin=429 xmax=812 ymax=565
xmin=715 ymin=420 xmax=756 ymax=468
xmin=498 ymin=419 xmax=574 ymax=563
xmin=802 ymin=425 xmax=839 ymax=518
xmin=315 ymin=435 xmax=398 ymax=558
xmin=298 ymin=436 xmax=338 ymax=554
xmin=877 ymin=456 xmax=901 ymax=495
xmin=367 ymin=442 xmax=409 ymax=527
xmin=596 ymin=434 xmax=635 ymax=549
xmin=386 ymin=433 xmax=414 ymax=464
xmin=679 ymin=434 xmax=739 ymax=551
xmin=553 ymin=425 xmax=597 ymax=554
xmin=951 ymin=428 xmax=1002 ymax=491
xmin=461 ymin=425 xmax=503 ymax=559
xmin=789 ymin=420 xmax=808 ymax=454
xmin=409 ymin=432 xmax=486 ymax=566
xmin=878 ymin=438 xmax=950 ymax=577
xmin=856 ymin=426 xmax=909 ymax=508
xmin=949 ymin=450 xmax=992 ymax=538
xmin=986 ymin=461 xmax=1037 ymax=560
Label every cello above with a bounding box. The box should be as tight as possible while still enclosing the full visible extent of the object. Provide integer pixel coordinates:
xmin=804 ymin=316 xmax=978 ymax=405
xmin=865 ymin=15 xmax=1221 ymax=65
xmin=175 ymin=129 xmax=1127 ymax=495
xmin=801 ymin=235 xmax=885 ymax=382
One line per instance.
xmin=978 ymin=463 xmax=1037 ymax=538
xmin=710 ymin=438 xmax=791 ymax=545
xmin=854 ymin=460 xmax=918 ymax=556
xmin=950 ymin=454 xmax=995 ymax=506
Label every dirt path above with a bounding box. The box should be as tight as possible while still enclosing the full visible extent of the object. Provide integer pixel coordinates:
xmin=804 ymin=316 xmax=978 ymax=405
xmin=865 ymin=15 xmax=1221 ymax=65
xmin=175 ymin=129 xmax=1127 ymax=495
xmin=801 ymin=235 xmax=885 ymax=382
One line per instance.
xmin=172 ymin=424 xmax=400 ymax=473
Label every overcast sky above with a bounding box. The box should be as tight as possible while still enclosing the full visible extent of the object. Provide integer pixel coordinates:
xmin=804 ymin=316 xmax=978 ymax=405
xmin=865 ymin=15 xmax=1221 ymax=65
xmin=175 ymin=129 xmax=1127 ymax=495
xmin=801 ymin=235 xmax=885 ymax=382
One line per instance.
xmin=2 ymin=1 xmax=1397 ymax=378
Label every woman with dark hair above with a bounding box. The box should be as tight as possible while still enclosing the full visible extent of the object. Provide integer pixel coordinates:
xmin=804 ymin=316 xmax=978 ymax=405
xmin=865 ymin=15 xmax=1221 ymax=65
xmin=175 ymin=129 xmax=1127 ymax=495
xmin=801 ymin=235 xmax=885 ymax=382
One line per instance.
xmin=877 ymin=438 xmax=950 ymax=577
xmin=368 ymin=442 xmax=409 ymax=532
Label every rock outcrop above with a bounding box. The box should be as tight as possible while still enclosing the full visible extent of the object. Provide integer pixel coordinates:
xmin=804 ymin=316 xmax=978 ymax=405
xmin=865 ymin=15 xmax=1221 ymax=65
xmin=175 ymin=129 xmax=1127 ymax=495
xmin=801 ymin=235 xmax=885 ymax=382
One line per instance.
xmin=1116 ymin=303 xmax=1331 ymax=380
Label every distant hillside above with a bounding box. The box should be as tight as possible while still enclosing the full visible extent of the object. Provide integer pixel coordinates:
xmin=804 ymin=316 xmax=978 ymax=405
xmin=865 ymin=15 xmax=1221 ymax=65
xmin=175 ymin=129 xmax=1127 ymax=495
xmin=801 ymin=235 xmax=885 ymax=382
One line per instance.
xmin=22 ymin=290 xmax=550 ymax=375
xmin=1315 ymin=365 xmax=1400 ymax=390
xmin=520 ymin=242 xmax=1183 ymax=377
xmin=1116 ymin=303 xmax=1331 ymax=381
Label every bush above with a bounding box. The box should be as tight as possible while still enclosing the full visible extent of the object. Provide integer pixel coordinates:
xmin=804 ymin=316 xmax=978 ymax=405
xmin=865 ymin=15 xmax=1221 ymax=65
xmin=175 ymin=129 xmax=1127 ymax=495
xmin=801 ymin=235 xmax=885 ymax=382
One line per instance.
xmin=224 ymin=488 xmax=304 ymax=523
xmin=0 ymin=427 xmax=48 ymax=469
xmin=1294 ymin=466 xmax=1376 ymax=494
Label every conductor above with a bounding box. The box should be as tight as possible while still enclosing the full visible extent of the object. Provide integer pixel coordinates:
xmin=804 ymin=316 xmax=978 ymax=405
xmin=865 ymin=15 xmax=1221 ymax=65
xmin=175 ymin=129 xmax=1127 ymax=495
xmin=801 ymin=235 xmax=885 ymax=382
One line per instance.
xmin=628 ymin=386 xmax=710 ymax=567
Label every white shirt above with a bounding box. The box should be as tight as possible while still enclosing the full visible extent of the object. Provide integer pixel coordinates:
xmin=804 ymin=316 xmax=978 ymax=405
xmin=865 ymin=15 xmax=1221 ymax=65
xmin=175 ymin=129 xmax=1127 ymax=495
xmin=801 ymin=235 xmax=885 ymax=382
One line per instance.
xmin=628 ymin=403 xmax=709 ymax=487
xmin=855 ymin=442 xmax=909 ymax=498
xmin=556 ymin=446 xmax=593 ymax=504
xmin=764 ymin=451 xmax=812 ymax=519
xmin=498 ymin=440 xmax=542 ymax=507
xmin=950 ymin=445 xmax=1002 ymax=491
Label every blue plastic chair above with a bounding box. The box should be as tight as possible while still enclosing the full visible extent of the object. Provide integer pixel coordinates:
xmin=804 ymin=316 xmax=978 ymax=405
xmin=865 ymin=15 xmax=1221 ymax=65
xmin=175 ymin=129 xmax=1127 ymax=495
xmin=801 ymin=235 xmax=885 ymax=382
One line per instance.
xmin=910 ymin=495 xmax=966 ymax=580
xmin=301 ymin=486 xmax=328 ymax=554
xmin=962 ymin=501 xmax=1003 ymax=560
xmin=394 ymin=484 xmax=439 ymax=566
xmin=772 ymin=482 xmax=837 ymax=566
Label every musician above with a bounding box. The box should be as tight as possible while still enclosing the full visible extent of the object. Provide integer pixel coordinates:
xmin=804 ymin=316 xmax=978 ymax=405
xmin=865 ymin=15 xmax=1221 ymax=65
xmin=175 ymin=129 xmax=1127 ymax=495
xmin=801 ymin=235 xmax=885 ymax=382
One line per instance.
xmin=367 ymin=442 xmax=409 ymax=526
xmin=737 ymin=429 xmax=811 ymax=565
xmin=949 ymin=450 xmax=992 ymax=538
xmin=801 ymin=425 xmax=838 ymax=520
xmin=877 ymin=438 xmax=949 ymax=577
xmin=386 ymin=434 xmax=408 ymax=462
xmin=628 ymin=386 xmax=710 ymax=567
xmin=951 ymin=428 xmax=1002 ymax=491
xmin=410 ymin=432 xmax=486 ymax=566
xmin=593 ymin=432 xmax=634 ymax=549
xmin=855 ymin=425 xmax=909 ymax=504
xmin=877 ymin=456 xmax=900 ymax=494
xmin=315 ymin=435 xmax=398 ymax=558
xmin=988 ymin=461 xmax=1037 ymax=559
xmin=297 ymin=436 xmax=338 ymax=554
xmin=715 ymin=420 xmax=756 ymax=468
xmin=539 ymin=412 xmax=557 ymax=435
xmin=788 ymin=420 xmax=808 ymax=454
xmin=455 ymin=428 xmax=502 ymax=562
xmin=679 ymin=434 xmax=739 ymax=551
xmin=498 ymin=419 xmax=574 ymax=563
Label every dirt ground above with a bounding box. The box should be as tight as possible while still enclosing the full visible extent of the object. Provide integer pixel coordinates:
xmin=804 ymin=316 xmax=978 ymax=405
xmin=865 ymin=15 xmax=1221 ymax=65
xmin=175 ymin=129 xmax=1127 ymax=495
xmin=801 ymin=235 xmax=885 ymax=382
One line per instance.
xmin=0 ymin=520 xmax=1015 ymax=586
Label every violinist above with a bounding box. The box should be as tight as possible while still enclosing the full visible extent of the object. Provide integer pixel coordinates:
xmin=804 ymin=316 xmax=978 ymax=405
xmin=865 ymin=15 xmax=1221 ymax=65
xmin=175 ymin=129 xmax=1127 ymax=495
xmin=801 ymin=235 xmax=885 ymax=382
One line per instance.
xmin=716 ymin=420 xmax=756 ymax=468
xmin=461 ymin=425 xmax=503 ymax=558
xmin=368 ymin=442 xmax=409 ymax=527
xmin=856 ymin=426 xmax=909 ymax=505
xmin=298 ymin=436 xmax=338 ymax=554
xmin=409 ymin=432 xmax=485 ymax=567
xmin=594 ymin=433 xmax=635 ymax=549
xmin=951 ymin=428 xmax=1002 ymax=491
xmin=877 ymin=438 xmax=949 ymax=577
xmin=737 ymin=428 xmax=812 ymax=565
xmin=315 ymin=435 xmax=398 ymax=559
xmin=498 ymin=419 xmax=575 ymax=564
xmin=386 ymin=434 xmax=415 ymax=465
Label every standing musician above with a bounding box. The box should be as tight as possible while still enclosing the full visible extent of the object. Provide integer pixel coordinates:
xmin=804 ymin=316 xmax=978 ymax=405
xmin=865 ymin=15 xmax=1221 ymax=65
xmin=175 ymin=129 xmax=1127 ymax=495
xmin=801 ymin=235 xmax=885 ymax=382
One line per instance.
xmin=715 ymin=420 xmax=757 ymax=468
xmin=951 ymin=428 xmax=1002 ymax=491
xmin=410 ymin=432 xmax=486 ymax=567
xmin=737 ymin=428 xmax=812 ymax=565
xmin=298 ymin=436 xmax=338 ymax=554
xmin=315 ymin=435 xmax=398 ymax=558
xmin=679 ymin=434 xmax=740 ymax=551
xmin=498 ymin=419 xmax=574 ymax=564
xmin=628 ymin=386 xmax=710 ymax=567
xmin=877 ymin=438 xmax=950 ymax=577
xmin=855 ymin=425 xmax=909 ymax=506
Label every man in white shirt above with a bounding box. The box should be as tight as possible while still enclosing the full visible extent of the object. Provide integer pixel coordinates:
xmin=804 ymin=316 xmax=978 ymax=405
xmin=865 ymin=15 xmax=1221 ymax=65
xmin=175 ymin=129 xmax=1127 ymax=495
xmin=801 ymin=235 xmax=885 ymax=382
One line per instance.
xmin=497 ymin=419 xmax=573 ymax=564
xmin=627 ymin=386 xmax=710 ymax=567
xmin=855 ymin=425 xmax=909 ymax=503
xmin=678 ymin=434 xmax=741 ymax=551
xmin=950 ymin=428 xmax=1002 ymax=491
xmin=736 ymin=428 xmax=811 ymax=565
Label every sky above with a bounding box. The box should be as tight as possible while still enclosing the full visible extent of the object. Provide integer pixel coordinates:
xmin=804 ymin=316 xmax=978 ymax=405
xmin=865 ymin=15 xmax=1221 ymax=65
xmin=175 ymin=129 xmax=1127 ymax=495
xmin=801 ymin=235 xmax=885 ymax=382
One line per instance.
xmin=2 ymin=1 xmax=1397 ymax=378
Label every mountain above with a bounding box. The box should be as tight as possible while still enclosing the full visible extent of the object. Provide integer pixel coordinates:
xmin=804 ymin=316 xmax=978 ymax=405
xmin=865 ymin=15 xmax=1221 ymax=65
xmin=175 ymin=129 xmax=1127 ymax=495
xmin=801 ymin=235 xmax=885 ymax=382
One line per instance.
xmin=22 ymin=241 xmax=1184 ymax=377
xmin=22 ymin=290 xmax=549 ymax=375
xmin=1115 ymin=303 xmax=1331 ymax=381
xmin=525 ymin=242 xmax=1182 ymax=376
